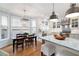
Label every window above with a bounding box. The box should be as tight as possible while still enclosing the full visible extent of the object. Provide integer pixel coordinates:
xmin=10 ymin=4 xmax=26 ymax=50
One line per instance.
xmin=53 ymin=22 xmax=56 ymax=28
xmin=57 ymin=22 xmax=60 ymax=28
xmin=1 ymin=16 xmax=8 ymax=26
xmin=11 ymin=17 xmax=26 ymax=39
xmin=1 ymin=16 xmax=8 ymax=39
xmin=31 ymin=20 xmax=36 ymax=27
xmin=11 ymin=17 xmax=21 ymax=27
xmin=1 ymin=29 xmax=8 ymax=39
xmin=72 ymin=19 xmax=78 ymax=28
xmin=31 ymin=20 xmax=36 ymax=33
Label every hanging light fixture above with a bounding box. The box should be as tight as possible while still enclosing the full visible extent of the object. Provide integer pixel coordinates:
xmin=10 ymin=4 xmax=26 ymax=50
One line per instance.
xmin=65 ymin=3 xmax=79 ymax=18
xmin=49 ymin=3 xmax=58 ymax=22
xmin=22 ymin=4 xmax=29 ymax=21
xmin=22 ymin=9 xmax=29 ymax=21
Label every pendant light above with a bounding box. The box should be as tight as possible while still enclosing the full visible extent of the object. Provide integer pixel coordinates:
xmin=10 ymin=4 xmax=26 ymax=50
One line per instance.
xmin=22 ymin=4 xmax=29 ymax=21
xmin=22 ymin=9 xmax=29 ymax=21
xmin=49 ymin=3 xmax=58 ymax=22
xmin=65 ymin=3 xmax=79 ymax=18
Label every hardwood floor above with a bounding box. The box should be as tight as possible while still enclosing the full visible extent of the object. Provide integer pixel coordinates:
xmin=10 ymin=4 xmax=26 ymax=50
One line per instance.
xmin=1 ymin=41 xmax=78 ymax=56
xmin=1 ymin=41 xmax=42 ymax=56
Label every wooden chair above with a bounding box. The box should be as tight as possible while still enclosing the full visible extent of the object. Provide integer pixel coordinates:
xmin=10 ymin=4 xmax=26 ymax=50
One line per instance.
xmin=15 ymin=37 xmax=25 ymax=50
xmin=25 ymin=35 xmax=34 ymax=47
xmin=16 ymin=34 xmax=23 ymax=38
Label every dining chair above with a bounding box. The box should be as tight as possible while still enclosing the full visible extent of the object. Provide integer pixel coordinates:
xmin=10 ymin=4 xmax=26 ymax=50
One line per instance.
xmin=25 ymin=35 xmax=34 ymax=47
xmin=15 ymin=37 xmax=25 ymax=51
xmin=16 ymin=34 xmax=23 ymax=38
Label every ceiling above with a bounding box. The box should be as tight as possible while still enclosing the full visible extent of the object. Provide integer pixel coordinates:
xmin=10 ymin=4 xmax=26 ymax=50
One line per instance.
xmin=0 ymin=3 xmax=79 ymax=19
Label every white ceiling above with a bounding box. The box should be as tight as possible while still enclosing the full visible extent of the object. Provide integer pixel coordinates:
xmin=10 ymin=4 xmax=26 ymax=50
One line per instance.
xmin=0 ymin=3 xmax=79 ymax=19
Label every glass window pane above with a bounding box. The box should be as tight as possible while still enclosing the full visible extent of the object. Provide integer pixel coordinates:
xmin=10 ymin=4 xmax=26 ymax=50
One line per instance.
xmin=1 ymin=16 xmax=8 ymax=39
xmin=31 ymin=20 xmax=36 ymax=33
xmin=31 ymin=27 xmax=36 ymax=33
xmin=1 ymin=29 xmax=8 ymax=39
xmin=1 ymin=16 xmax=8 ymax=26
xmin=11 ymin=17 xmax=21 ymax=27
xmin=31 ymin=20 xmax=36 ymax=27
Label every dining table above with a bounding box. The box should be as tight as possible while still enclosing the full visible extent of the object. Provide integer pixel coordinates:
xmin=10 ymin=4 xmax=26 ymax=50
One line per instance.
xmin=13 ymin=35 xmax=37 ymax=53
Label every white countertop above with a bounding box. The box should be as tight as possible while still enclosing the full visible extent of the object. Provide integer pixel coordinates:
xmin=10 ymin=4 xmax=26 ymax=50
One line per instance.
xmin=38 ymin=35 xmax=79 ymax=52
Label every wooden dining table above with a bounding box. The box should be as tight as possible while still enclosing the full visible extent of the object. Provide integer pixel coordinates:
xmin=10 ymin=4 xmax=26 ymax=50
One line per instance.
xmin=13 ymin=35 xmax=37 ymax=53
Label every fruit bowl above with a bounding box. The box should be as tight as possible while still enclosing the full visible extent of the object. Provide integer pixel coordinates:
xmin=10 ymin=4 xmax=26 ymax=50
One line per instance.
xmin=54 ymin=34 xmax=65 ymax=40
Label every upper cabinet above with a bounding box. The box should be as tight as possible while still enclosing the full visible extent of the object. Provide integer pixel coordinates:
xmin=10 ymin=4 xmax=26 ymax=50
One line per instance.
xmin=71 ymin=18 xmax=78 ymax=28
xmin=69 ymin=17 xmax=79 ymax=34
xmin=49 ymin=20 xmax=62 ymax=33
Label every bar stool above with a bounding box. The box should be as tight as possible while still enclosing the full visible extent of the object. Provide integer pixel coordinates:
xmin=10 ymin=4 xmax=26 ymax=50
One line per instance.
xmin=41 ymin=41 xmax=56 ymax=56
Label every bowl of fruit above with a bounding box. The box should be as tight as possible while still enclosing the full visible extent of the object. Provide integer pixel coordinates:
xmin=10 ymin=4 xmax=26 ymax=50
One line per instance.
xmin=54 ymin=34 xmax=65 ymax=40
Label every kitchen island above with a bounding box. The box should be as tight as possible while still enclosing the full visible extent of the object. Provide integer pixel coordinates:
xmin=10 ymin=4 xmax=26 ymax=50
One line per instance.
xmin=38 ymin=35 xmax=79 ymax=56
